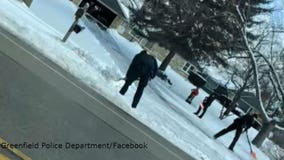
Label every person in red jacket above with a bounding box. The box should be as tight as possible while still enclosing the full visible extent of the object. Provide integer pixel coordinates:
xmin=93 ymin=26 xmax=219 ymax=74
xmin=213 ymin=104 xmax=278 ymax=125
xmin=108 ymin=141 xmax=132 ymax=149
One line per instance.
xmin=186 ymin=87 xmax=199 ymax=104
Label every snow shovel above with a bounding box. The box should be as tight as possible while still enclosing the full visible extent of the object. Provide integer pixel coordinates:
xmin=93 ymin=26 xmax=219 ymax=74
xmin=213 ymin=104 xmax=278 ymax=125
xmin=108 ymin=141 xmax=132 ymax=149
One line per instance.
xmin=245 ymin=131 xmax=257 ymax=160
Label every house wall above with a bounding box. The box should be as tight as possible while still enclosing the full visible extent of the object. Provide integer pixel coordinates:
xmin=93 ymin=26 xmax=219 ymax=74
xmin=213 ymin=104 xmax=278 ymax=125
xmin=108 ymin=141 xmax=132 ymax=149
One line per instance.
xmin=144 ymin=43 xmax=189 ymax=79
xmin=110 ymin=16 xmax=125 ymax=30
xmin=73 ymin=0 xmax=82 ymax=5
xmin=120 ymin=29 xmax=135 ymax=41
xmin=170 ymin=55 xmax=188 ymax=77
xmin=151 ymin=48 xmax=189 ymax=79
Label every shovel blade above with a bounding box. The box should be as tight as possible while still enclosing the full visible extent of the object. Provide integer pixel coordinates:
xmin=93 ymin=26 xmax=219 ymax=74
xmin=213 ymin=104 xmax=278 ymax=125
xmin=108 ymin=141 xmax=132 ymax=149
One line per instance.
xmin=250 ymin=151 xmax=257 ymax=160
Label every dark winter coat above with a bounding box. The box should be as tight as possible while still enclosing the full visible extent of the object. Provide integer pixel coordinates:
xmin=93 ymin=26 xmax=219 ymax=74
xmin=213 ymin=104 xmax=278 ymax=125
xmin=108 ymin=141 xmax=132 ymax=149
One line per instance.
xmin=233 ymin=114 xmax=256 ymax=130
xmin=203 ymin=93 xmax=216 ymax=107
xmin=126 ymin=51 xmax=158 ymax=80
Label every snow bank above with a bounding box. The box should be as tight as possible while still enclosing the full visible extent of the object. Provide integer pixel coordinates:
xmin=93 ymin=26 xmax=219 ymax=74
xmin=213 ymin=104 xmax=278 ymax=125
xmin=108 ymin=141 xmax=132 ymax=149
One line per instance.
xmin=261 ymin=140 xmax=284 ymax=160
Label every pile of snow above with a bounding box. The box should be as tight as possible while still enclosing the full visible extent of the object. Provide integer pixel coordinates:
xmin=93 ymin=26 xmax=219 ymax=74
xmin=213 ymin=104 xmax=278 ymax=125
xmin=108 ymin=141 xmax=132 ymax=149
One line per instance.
xmin=0 ymin=0 xmax=127 ymax=106
xmin=261 ymin=140 xmax=284 ymax=160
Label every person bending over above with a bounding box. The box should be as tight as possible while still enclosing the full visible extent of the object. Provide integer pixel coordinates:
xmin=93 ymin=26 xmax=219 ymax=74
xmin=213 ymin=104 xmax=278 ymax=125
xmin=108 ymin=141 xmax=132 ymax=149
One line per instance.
xmin=119 ymin=50 xmax=158 ymax=108
xmin=214 ymin=113 xmax=258 ymax=151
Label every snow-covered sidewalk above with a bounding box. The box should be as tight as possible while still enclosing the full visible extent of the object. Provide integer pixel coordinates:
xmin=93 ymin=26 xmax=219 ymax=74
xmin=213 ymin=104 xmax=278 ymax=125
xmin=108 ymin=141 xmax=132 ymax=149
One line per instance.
xmin=0 ymin=0 xmax=276 ymax=159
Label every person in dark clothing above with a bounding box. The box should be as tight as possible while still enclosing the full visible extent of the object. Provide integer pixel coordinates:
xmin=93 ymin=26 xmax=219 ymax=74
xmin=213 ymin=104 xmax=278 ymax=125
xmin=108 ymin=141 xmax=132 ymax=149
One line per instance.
xmin=156 ymin=70 xmax=173 ymax=86
xmin=194 ymin=93 xmax=216 ymax=118
xmin=186 ymin=87 xmax=199 ymax=104
xmin=119 ymin=50 xmax=158 ymax=108
xmin=214 ymin=113 xmax=258 ymax=151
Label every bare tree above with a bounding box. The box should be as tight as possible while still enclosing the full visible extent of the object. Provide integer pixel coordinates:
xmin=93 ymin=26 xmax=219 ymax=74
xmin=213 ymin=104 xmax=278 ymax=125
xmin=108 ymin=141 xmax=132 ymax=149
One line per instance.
xmin=235 ymin=4 xmax=284 ymax=147
xmin=221 ymin=66 xmax=253 ymax=118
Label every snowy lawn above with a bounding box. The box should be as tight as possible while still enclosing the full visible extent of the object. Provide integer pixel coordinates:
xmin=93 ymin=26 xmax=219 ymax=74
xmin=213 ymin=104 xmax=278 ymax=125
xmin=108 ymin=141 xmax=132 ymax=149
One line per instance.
xmin=0 ymin=0 xmax=277 ymax=159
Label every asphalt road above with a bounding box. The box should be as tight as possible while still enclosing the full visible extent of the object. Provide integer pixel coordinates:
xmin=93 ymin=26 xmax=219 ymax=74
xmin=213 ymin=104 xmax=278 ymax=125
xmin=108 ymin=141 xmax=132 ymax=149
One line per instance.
xmin=0 ymin=26 xmax=194 ymax=160
xmin=0 ymin=50 xmax=159 ymax=160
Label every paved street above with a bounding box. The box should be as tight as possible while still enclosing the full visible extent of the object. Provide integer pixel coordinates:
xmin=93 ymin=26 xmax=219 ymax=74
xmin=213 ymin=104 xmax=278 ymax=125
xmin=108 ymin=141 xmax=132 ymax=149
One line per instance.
xmin=0 ymin=26 xmax=193 ymax=160
xmin=0 ymin=51 xmax=157 ymax=160
xmin=0 ymin=28 xmax=157 ymax=159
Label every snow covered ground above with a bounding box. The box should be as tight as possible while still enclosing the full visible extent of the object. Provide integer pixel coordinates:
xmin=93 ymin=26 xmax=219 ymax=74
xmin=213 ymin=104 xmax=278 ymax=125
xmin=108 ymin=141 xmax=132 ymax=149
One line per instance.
xmin=0 ymin=0 xmax=281 ymax=159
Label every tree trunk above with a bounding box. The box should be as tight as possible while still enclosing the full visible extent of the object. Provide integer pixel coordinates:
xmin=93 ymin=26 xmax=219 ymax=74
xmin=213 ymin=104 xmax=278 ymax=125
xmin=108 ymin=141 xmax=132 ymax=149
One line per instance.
xmin=222 ymin=89 xmax=243 ymax=117
xmin=265 ymin=91 xmax=275 ymax=110
xmin=252 ymin=120 xmax=276 ymax=147
xmin=159 ymin=51 xmax=176 ymax=71
xmin=222 ymin=68 xmax=252 ymax=118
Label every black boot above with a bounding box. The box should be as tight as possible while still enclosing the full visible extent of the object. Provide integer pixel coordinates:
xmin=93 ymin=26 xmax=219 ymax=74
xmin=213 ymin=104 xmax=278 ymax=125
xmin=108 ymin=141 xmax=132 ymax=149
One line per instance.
xmin=194 ymin=107 xmax=201 ymax=115
xmin=120 ymin=84 xmax=128 ymax=95
xmin=186 ymin=99 xmax=192 ymax=104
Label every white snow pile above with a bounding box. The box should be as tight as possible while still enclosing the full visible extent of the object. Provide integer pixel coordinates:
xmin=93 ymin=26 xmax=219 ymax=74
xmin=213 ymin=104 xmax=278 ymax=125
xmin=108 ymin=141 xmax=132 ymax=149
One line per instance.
xmin=0 ymin=0 xmax=125 ymax=103
xmin=261 ymin=140 xmax=284 ymax=160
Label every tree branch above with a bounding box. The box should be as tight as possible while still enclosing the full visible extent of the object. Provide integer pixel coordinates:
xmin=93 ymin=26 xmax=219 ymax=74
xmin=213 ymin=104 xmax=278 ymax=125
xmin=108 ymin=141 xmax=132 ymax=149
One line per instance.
xmin=268 ymin=72 xmax=282 ymax=101
xmin=236 ymin=5 xmax=270 ymax=122
xmin=275 ymin=125 xmax=284 ymax=131
xmin=257 ymin=52 xmax=284 ymax=98
xmin=228 ymin=56 xmax=250 ymax=59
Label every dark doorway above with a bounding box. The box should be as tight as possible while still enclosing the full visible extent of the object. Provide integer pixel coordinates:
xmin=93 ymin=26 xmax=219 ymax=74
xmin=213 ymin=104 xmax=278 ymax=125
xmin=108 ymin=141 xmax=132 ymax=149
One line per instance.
xmin=79 ymin=0 xmax=117 ymax=27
